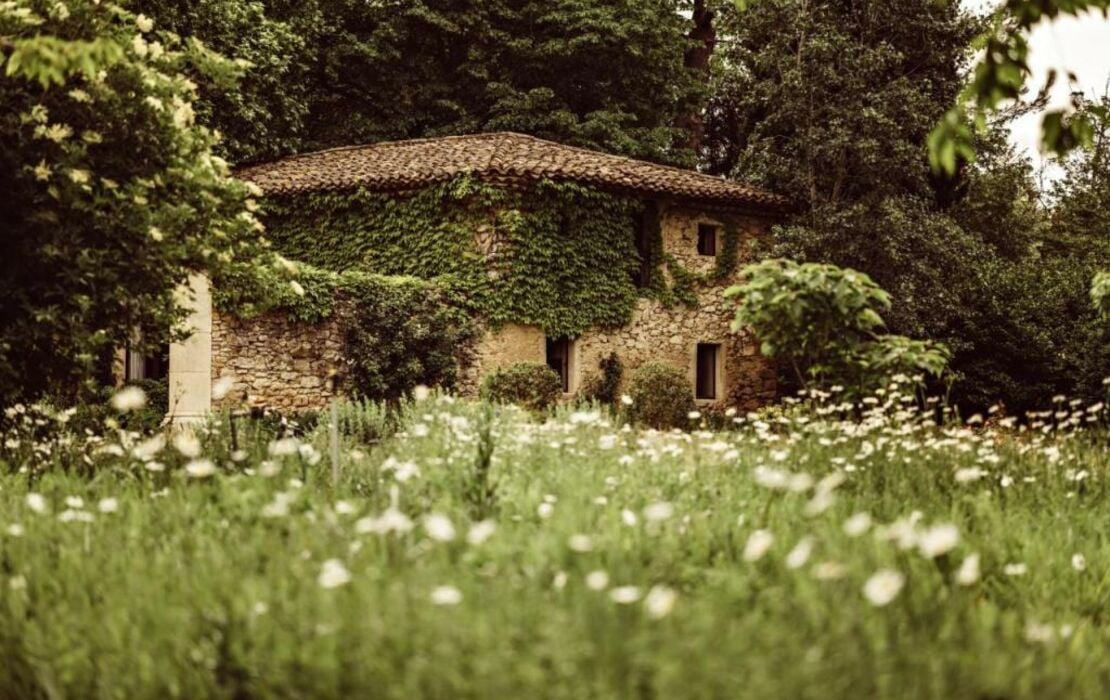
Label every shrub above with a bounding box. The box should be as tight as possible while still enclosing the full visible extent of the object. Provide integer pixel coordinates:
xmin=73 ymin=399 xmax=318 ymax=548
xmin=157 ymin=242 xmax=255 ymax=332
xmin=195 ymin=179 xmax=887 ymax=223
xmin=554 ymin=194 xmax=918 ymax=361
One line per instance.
xmin=727 ymin=259 xmax=949 ymax=397
xmin=481 ymin=363 xmax=563 ymax=413
xmin=580 ymin=352 xmax=623 ymax=405
xmin=343 ymin=275 xmax=478 ymax=404
xmin=626 ymin=363 xmax=695 ymax=430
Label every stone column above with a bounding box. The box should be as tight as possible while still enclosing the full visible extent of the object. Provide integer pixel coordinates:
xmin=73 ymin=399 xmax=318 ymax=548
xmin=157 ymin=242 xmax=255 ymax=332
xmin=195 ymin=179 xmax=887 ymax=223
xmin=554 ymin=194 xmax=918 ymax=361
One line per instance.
xmin=167 ymin=274 xmax=212 ymax=425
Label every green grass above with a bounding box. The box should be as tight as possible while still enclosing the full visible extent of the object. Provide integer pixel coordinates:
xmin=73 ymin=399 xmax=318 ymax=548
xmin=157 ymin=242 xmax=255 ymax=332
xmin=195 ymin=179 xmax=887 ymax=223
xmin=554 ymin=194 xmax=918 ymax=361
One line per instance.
xmin=0 ymin=391 xmax=1108 ymax=699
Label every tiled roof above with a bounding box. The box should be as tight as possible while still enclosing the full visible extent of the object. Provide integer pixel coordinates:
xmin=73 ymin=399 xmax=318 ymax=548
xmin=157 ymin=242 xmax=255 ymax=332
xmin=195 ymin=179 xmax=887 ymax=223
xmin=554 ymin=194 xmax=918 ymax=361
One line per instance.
xmin=235 ymin=132 xmax=786 ymax=211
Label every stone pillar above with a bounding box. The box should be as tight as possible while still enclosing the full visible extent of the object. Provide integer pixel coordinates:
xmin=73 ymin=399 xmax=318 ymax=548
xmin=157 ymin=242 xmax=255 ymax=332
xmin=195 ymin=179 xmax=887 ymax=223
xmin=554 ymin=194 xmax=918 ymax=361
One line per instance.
xmin=167 ymin=274 xmax=212 ymax=425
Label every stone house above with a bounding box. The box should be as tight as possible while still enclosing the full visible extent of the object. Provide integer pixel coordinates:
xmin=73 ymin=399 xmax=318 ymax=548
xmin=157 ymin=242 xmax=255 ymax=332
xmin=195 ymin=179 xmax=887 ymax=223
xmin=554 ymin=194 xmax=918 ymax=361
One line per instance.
xmin=163 ymin=132 xmax=785 ymax=421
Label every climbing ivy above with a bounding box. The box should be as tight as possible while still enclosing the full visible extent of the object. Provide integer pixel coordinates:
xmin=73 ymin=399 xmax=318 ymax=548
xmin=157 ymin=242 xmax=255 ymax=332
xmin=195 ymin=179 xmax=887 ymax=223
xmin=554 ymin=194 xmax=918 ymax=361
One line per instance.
xmin=652 ymin=220 xmax=743 ymax=308
xmin=227 ymin=176 xmax=747 ymax=336
xmin=212 ymin=263 xmax=477 ymax=400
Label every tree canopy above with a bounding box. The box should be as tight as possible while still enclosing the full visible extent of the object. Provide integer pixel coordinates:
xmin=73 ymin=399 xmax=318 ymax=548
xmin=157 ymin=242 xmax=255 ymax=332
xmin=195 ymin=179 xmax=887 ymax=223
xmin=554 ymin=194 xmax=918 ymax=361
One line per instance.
xmin=129 ymin=0 xmax=705 ymax=166
xmin=0 ymin=0 xmax=270 ymax=404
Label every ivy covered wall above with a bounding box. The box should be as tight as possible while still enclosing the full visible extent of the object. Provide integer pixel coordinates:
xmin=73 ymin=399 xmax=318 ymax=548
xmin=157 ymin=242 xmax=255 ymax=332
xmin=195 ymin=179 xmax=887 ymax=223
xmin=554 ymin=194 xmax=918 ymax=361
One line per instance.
xmin=205 ymin=176 xmax=770 ymax=408
xmin=253 ymin=176 xmax=745 ymax=338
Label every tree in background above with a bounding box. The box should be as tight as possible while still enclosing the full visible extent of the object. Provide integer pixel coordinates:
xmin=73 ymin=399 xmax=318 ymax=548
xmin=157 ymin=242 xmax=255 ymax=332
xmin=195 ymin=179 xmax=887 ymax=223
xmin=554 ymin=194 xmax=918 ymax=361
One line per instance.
xmin=132 ymin=0 xmax=705 ymax=166
xmin=124 ymin=0 xmax=310 ymax=165
xmin=0 ymin=1 xmax=270 ymax=405
xmin=706 ymin=0 xmax=1107 ymax=411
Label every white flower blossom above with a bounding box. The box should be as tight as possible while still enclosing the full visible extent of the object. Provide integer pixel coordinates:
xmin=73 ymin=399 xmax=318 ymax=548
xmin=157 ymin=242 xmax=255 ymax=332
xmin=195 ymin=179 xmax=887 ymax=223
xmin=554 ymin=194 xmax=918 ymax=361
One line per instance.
xmin=185 ymin=459 xmax=217 ymax=478
xmin=466 ymin=520 xmax=496 ymax=545
xmin=863 ymin=569 xmax=905 ymax=607
xmin=585 ymin=570 xmax=609 ymax=591
xmin=172 ymin=432 xmax=202 ymax=458
xmin=955 ymin=553 xmax=980 ymax=586
xmin=430 ymin=585 xmax=463 ymax=606
xmin=785 ymin=537 xmax=814 ymax=569
xmin=644 ymin=585 xmax=677 ymax=619
xmin=25 ymin=493 xmax=47 ymax=514
xmin=642 ymin=502 xmax=673 ymax=522
xmin=110 ymin=385 xmax=147 ymax=412
xmin=423 ymin=513 xmax=456 ymax=542
xmin=609 ymin=586 xmax=642 ymax=604
xmin=843 ymin=512 xmax=872 ymax=537
xmin=317 ymin=559 xmax=351 ymax=589
xmin=568 ymin=534 xmax=594 ymax=552
xmin=918 ymin=524 xmax=960 ymax=558
xmin=742 ymin=529 xmax=774 ymax=562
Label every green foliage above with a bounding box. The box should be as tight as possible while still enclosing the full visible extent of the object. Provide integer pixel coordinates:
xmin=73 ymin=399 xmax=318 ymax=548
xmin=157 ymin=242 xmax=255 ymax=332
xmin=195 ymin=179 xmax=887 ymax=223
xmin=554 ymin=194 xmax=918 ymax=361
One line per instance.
xmin=213 ymin=259 xmax=478 ymax=403
xmin=580 ymin=352 xmax=624 ymax=406
xmin=727 ymin=259 xmax=950 ymax=395
xmin=1094 ymin=272 xmax=1110 ymax=318
xmin=3 ymin=390 xmax=1110 ymax=696
xmin=704 ymin=1 xmax=1109 ymax=411
xmin=480 ymin=363 xmax=563 ymax=413
xmin=929 ymin=0 xmax=1110 ymax=173
xmin=319 ymin=398 xmax=401 ymax=446
xmin=727 ymin=260 xmax=890 ymax=360
xmin=133 ymin=0 xmax=702 ymax=165
xmin=706 ymin=0 xmax=977 ymax=207
xmin=626 ymin=362 xmax=695 ymax=430
xmin=125 ymin=0 xmax=310 ymax=164
xmin=262 ymin=178 xmax=644 ymax=338
xmin=0 ymin=0 xmax=269 ymax=406
xmin=343 ymin=275 xmax=478 ymax=404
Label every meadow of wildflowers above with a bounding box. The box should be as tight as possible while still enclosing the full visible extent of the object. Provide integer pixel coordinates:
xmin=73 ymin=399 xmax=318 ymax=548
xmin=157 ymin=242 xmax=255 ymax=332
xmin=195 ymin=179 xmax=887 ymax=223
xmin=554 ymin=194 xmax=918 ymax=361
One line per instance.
xmin=0 ymin=384 xmax=1107 ymax=698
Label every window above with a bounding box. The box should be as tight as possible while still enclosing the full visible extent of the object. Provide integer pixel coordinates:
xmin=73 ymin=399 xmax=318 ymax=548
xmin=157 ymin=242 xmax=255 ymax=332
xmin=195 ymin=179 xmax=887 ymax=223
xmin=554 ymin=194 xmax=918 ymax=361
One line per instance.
xmin=697 ymin=224 xmax=718 ymax=256
xmin=696 ymin=343 xmax=720 ymax=400
xmin=125 ymin=343 xmax=169 ymax=381
xmin=546 ymin=338 xmax=574 ymax=393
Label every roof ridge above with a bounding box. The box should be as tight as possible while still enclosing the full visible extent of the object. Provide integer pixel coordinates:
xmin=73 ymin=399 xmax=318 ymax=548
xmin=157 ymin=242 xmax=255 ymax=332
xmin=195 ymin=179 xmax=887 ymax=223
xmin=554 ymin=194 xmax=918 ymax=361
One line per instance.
xmin=236 ymin=131 xmax=786 ymax=209
xmin=236 ymin=132 xmax=514 ymax=173
xmin=489 ymin=131 xmax=732 ymax=183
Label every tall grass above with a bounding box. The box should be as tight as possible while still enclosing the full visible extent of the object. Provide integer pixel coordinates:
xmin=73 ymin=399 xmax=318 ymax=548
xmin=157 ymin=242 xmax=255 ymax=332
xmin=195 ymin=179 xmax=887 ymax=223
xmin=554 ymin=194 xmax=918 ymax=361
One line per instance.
xmin=0 ymin=386 xmax=1107 ymax=698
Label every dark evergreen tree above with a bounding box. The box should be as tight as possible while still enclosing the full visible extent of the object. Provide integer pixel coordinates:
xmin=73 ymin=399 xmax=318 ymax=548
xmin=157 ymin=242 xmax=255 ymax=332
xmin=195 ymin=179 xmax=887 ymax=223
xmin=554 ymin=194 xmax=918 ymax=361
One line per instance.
xmin=131 ymin=0 xmax=704 ymax=165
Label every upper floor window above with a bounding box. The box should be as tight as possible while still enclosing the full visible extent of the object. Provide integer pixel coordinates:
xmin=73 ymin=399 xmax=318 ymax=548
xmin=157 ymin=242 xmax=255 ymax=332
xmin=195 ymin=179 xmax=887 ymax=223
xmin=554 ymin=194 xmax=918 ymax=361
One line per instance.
xmin=697 ymin=224 xmax=718 ymax=256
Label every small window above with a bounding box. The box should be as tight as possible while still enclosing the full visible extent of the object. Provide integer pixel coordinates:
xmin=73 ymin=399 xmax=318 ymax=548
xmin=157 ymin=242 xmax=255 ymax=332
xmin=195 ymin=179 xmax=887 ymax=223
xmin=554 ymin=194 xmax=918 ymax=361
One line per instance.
xmin=125 ymin=341 xmax=169 ymax=381
xmin=696 ymin=343 xmax=719 ymax=400
xmin=546 ymin=338 xmax=573 ymax=393
xmin=697 ymin=224 xmax=718 ymax=256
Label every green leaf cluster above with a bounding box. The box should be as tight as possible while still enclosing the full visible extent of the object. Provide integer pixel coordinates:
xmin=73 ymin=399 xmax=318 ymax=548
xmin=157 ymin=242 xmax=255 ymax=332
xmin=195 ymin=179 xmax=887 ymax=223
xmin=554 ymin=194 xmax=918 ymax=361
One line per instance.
xmin=726 ymin=259 xmax=950 ymax=397
xmin=480 ymin=363 xmax=563 ymax=413
xmin=0 ymin=0 xmax=270 ymax=406
xmin=928 ymin=0 xmax=1110 ymax=173
xmin=258 ymin=177 xmax=652 ymax=338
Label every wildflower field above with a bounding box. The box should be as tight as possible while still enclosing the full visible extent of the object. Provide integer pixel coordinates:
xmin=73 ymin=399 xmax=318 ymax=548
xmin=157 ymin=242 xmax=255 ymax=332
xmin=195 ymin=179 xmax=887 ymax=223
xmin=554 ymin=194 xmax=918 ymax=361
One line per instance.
xmin=1 ymin=388 xmax=1108 ymax=699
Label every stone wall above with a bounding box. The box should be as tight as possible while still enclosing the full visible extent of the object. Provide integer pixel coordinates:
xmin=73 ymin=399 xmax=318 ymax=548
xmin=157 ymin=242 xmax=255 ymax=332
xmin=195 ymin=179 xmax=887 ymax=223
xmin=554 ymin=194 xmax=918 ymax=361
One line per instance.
xmin=203 ymin=202 xmax=776 ymax=414
xmin=210 ymin=307 xmax=346 ymax=412
xmin=465 ymin=205 xmax=777 ymax=411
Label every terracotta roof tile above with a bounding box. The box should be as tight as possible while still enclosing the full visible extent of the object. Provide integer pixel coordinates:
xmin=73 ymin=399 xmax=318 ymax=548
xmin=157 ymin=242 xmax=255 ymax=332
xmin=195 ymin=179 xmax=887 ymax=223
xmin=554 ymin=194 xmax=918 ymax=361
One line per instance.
xmin=236 ymin=132 xmax=786 ymax=211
